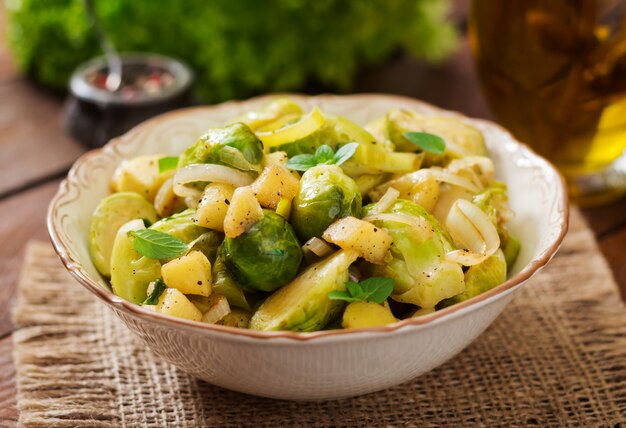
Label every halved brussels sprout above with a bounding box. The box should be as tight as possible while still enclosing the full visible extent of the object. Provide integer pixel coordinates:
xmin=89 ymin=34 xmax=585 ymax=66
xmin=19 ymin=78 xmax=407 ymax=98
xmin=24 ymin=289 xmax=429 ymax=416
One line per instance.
xmin=187 ymin=231 xmax=224 ymax=265
xmin=386 ymin=109 xmax=486 ymax=165
xmin=438 ymin=249 xmax=507 ymax=308
xmin=249 ymin=250 xmax=359 ymax=332
xmin=212 ymin=255 xmax=255 ymax=311
xmin=221 ymin=210 xmax=303 ymax=292
xmin=364 ymin=199 xmax=465 ymax=309
xmin=501 ymin=231 xmax=521 ymax=271
xmin=179 ymin=123 xmax=264 ymax=175
xmin=89 ymin=192 xmax=158 ymax=277
xmin=110 ymin=219 xmax=162 ymax=304
xmin=291 ymin=165 xmax=362 ymax=242
xmin=473 ymin=181 xmax=513 ymax=227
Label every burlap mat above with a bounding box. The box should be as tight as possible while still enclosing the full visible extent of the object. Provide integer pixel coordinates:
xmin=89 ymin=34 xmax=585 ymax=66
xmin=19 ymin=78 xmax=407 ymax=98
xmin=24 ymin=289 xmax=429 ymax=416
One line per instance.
xmin=12 ymin=208 xmax=626 ymax=427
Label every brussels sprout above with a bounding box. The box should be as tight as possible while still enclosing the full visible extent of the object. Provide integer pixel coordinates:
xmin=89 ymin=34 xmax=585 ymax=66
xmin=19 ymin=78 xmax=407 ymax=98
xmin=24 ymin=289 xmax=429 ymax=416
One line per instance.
xmin=386 ymin=109 xmax=486 ymax=165
xmin=150 ymin=209 xmax=208 ymax=244
xmin=212 ymin=255 xmax=255 ymax=311
xmin=472 ymin=183 xmax=520 ymax=270
xmin=438 ymin=249 xmax=507 ymax=308
xmin=473 ymin=182 xmax=508 ymax=222
xmin=364 ymin=199 xmax=465 ymax=308
xmin=501 ymin=232 xmax=521 ymax=271
xmin=249 ymin=250 xmax=359 ymax=331
xmin=291 ymin=165 xmax=362 ymax=242
xmin=187 ymin=232 xmax=224 ymax=264
xmin=110 ymin=219 xmax=162 ymax=304
xmin=89 ymin=192 xmax=158 ymax=277
xmin=221 ymin=210 xmax=303 ymax=292
xmin=179 ymin=123 xmax=264 ymax=174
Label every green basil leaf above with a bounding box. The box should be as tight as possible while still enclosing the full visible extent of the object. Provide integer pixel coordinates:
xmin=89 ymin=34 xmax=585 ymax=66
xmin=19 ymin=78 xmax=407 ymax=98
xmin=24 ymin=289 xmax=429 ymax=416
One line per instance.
xmin=314 ymin=144 xmax=335 ymax=164
xmin=158 ymin=156 xmax=179 ymax=173
xmin=357 ymin=277 xmax=395 ymax=303
xmin=333 ymin=142 xmax=358 ymax=166
xmin=346 ymin=281 xmax=362 ymax=299
xmin=143 ymin=278 xmax=167 ymax=305
xmin=328 ymin=290 xmax=362 ymax=303
xmin=129 ymin=229 xmax=187 ymax=259
xmin=403 ymin=131 xmax=446 ymax=154
xmin=285 ymin=154 xmax=317 ymax=171
xmin=338 ymin=277 xmax=395 ymax=303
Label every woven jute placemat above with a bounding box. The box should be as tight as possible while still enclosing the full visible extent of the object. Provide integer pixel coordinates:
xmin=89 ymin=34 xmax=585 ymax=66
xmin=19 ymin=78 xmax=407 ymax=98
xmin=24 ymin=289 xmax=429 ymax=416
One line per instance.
xmin=12 ymin=208 xmax=626 ymax=427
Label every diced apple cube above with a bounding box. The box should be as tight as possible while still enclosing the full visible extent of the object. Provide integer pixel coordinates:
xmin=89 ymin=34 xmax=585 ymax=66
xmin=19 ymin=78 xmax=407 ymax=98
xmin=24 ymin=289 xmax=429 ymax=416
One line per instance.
xmin=263 ymin=151 xmax=288 ymax=167
xmin=195 ymin=183 xmax=236 ymax=231
xmin=111 ymin=155 xmax=172 ymax=202
xmin=223 ymin=186 xmax=264 ymax=238
xmin=250 ymin=164 xmax=300 ymax=209
xmin=322 ymin=216 xmax=392 ymax=264
xmin=342 ymin=301 xmax=397 ymax=329
xmin=161 ymin=251 xmax=212 ymax=296
xmin=156 ymin=288 xmax=202 ymax=321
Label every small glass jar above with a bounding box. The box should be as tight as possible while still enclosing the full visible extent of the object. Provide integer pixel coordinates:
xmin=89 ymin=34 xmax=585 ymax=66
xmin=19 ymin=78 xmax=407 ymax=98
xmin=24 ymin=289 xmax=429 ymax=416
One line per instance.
xmin=64 ymin=53 xmax=195 ymax=148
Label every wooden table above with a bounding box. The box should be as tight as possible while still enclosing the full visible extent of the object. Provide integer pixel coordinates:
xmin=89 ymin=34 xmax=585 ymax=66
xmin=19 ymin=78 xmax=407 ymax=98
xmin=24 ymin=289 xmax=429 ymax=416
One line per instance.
xmin=1 ymin=11 xmax=626 ymax=428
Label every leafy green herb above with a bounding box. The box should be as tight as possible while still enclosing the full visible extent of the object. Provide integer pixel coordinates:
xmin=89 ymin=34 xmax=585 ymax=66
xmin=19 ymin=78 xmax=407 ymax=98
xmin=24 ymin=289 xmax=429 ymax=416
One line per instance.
xmin=328 ymin=277 xmax=394 ymax=304
xmin=158 ymin=156 xmax=179 ymax=173
xmin=285 ymin=155 xmax=318 ymax=172
xmin=285 ymin=143 xmax=359 ymax=172
xmin=403 ymin=132 xmax=446 ymax=154
xmin=143 ymin=278 xmax=167 ymax=305
xmin=129 ymin=229 xmax=187 ymax=259
xmin=8 ymin=2 xmax=457 ymax=103
xmin=333 ymin=143 xmax=359 ymax=165
xmin=315 ymin=145 xmax=335 ymax=164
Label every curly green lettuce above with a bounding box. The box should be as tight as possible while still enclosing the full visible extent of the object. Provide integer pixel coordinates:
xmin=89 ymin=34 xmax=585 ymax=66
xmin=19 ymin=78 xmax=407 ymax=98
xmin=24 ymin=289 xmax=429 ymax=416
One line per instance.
xmin=5 ymin=0 xmax=457 ymax=102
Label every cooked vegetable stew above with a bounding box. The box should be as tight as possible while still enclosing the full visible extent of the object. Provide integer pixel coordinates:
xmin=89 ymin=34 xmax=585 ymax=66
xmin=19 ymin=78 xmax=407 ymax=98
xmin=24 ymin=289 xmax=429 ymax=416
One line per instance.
xmin=90 ymin=98 xmax=520 ymax=332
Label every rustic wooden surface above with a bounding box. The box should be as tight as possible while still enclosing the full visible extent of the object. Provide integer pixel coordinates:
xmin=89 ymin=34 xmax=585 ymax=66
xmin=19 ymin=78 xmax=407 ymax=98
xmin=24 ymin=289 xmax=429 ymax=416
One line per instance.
xmin=1 ymin=7 xmax=625 ymax=428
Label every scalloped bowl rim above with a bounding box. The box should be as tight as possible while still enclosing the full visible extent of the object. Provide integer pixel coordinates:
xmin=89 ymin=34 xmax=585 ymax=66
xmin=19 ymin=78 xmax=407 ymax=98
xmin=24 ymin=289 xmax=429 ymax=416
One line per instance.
xmin=47 ymin=93 xmax=569 ymax=343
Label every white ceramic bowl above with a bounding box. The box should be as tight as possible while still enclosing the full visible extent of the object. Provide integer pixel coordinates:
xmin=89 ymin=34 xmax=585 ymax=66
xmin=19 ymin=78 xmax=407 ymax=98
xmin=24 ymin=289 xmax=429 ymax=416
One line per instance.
xmin=48 ymin=94 xmax=568 ymax=400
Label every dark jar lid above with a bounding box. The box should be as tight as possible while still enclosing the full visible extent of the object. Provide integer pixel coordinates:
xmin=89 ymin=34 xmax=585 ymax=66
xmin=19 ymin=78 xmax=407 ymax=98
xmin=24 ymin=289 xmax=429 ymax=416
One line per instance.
xmin=69 ymin=52 xmax=194 ymax=106
xmin=64 ymin=53 xmax=195 ymax=148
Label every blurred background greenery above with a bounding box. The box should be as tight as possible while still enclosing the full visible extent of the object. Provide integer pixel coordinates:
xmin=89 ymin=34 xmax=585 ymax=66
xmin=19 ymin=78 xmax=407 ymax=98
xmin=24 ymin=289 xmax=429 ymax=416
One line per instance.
xmin=4 ymin=0 xmax=457 ymax=102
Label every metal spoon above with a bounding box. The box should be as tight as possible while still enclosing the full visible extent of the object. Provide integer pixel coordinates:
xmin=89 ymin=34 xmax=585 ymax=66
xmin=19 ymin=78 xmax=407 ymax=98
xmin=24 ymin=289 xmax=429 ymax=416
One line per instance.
xmin=84 ymin=0 xmax=122 ymax=92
